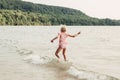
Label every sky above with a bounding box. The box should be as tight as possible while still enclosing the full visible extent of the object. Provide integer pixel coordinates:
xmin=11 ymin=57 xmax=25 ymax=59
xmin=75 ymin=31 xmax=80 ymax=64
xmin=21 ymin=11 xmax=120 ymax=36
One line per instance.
xmin=23 ymin=0 xmax=120 ymax=20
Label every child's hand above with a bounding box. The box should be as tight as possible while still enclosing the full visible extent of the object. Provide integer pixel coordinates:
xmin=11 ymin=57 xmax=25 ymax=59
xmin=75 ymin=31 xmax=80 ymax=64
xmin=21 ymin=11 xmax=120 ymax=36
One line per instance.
xmin=51 ymin=40 xmax=54 ymax=43
xmin=77 ymin=32 xmax=81 ymax=35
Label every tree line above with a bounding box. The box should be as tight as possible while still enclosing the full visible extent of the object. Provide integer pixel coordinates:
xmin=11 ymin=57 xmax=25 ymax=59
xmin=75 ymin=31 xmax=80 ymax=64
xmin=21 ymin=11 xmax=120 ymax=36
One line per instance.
xmin=0 ymin=0 xmax=120 ymax=25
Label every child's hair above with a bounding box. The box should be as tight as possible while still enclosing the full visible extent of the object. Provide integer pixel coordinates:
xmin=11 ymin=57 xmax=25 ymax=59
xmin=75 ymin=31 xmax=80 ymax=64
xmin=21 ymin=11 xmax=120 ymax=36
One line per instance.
xmin=61 ymin=26 xmax=66 ymax=32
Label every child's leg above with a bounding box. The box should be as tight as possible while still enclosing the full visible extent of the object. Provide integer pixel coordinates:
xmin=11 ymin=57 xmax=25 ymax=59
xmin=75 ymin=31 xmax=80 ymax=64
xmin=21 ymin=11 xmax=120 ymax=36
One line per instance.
xmin=62 ymin=48 xmax=66 ymax=61
xmin=55 ymin=47 xmax=62 ymax=59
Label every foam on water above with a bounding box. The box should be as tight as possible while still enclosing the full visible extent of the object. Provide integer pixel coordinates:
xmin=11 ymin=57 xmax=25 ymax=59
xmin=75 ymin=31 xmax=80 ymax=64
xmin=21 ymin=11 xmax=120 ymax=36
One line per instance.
xmin=23 ymin=54 xmax=119 ymax=80
xmin=67 ymin=66 xmax=119 ymax=80
xmin=23 ymin=55 xmax=52 ymax=64
xmin=23 ymin=54 xmax=72 ymax=70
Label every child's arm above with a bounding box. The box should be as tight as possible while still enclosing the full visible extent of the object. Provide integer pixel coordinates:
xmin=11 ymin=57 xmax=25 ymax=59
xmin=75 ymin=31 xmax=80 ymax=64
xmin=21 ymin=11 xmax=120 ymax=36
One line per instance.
xmin=68 ymin=32 xmax=81 ymax=38
xmin=51 ymin=36 xmax=58 ymax=43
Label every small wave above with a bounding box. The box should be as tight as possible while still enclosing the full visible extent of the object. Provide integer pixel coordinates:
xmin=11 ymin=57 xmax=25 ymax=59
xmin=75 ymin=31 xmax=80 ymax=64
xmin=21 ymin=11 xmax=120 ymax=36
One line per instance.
xmin=23 ymin=54 xmax=120 ymax=80
xmin=23 ymin=55 xmax=52 ymax=64
xmin=0 ymin=39 xmax=18 ymax=48
xmin=67 ymin=66 xmax=119 ymax=80
xmin=23 ymin=54 xmax=72 ymax=70
xmin=17 ymin=49 xmax=33 ymax=55
xmin=0 ymin=39 xmax=19 ymax=53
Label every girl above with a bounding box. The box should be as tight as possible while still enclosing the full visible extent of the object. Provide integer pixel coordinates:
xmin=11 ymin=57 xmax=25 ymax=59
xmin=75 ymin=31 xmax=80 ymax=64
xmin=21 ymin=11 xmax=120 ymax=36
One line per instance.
xmin=51 ymin=26 xmax=80 ymax=61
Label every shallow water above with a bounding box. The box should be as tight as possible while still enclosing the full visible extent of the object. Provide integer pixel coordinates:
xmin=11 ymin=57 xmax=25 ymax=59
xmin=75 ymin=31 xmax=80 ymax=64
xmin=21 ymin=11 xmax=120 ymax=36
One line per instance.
xmin=0 ymin=26 xmax=120 ymax=80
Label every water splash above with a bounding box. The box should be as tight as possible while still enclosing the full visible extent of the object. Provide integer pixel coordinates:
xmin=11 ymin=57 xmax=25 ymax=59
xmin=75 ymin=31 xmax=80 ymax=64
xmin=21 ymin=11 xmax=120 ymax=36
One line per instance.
xmin=23 ymin=54 xmax=120 ymax=80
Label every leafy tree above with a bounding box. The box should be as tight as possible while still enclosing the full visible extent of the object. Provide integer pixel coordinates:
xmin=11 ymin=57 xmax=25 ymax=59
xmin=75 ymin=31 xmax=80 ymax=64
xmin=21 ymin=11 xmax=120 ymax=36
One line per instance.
xmin=0 ymin=0 xmax=120 ymax=25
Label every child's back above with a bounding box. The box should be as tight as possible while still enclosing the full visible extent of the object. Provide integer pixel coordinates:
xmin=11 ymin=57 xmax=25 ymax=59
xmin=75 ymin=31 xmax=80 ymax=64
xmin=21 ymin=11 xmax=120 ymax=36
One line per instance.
xmin=51 ymin=26 xmax=80 ymax=61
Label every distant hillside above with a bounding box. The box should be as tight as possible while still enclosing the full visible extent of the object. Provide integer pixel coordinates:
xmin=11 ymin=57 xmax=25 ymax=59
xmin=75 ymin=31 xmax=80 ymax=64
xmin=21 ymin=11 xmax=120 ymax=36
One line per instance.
xmin=0 ymin=0 xmax=120 ymax=25
xmin=0 ymin=0 xmax=86 ymax=16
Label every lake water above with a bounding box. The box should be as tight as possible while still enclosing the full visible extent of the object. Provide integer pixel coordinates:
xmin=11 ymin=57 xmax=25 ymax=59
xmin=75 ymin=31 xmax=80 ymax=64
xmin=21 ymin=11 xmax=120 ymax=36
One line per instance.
xmin=0 ymin=26 xmax=120 ymax=80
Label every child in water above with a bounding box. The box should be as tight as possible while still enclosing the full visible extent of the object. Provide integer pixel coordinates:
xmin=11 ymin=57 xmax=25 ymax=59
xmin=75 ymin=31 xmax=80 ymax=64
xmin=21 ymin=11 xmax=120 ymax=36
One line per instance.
xmin=51 ymin=26 xmax=80 ymax=61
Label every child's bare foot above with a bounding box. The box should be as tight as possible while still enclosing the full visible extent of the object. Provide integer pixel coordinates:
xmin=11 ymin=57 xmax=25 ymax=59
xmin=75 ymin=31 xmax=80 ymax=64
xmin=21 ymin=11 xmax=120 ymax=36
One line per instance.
xmin=65 ymin=59 xmax=69 ymax=62
xmin=57 ymin=58 xmax=60 ymax=62
xmin=64 ymin=59 xmax=67 ymax=62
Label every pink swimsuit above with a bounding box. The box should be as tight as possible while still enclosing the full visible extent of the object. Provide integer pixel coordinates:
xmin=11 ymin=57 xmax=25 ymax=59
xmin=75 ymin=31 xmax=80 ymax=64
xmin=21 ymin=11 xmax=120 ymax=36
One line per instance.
xmin=58 ymin=32 xmax=69 ymax=49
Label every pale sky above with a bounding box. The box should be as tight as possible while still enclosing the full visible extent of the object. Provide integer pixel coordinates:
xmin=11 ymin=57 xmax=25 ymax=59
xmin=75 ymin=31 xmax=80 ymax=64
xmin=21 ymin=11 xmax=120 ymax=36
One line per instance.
xmin=23 ymin=0 xmax=120 ymax=20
